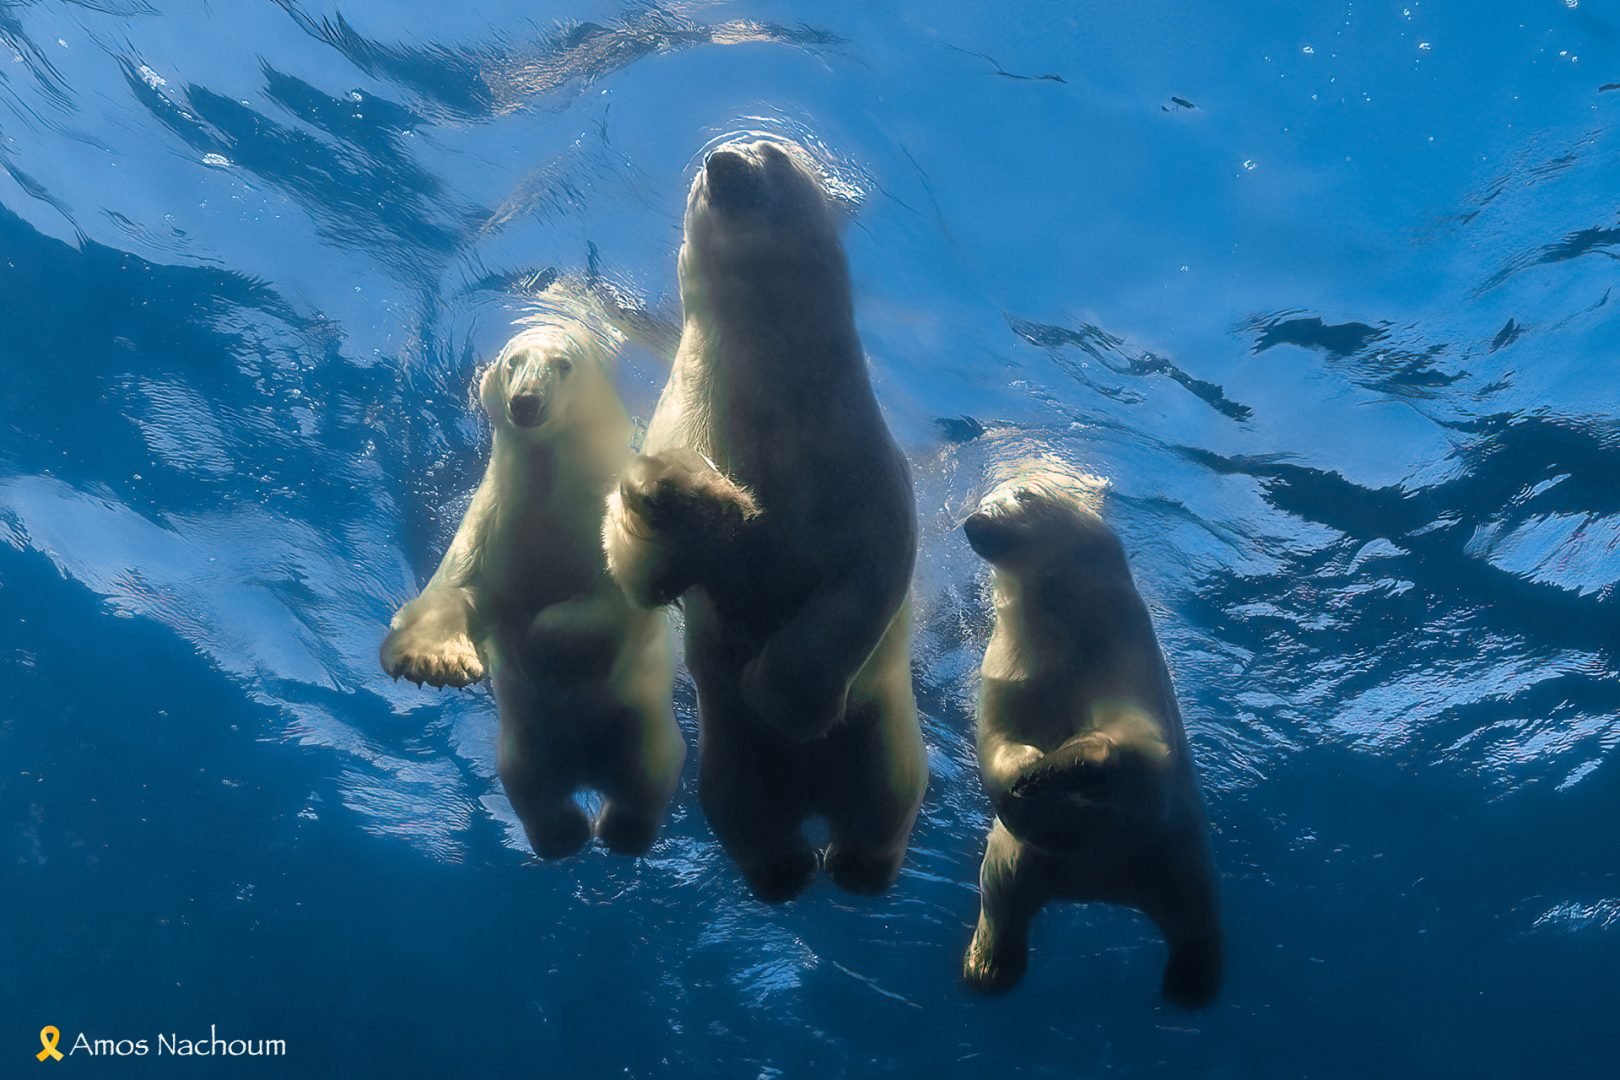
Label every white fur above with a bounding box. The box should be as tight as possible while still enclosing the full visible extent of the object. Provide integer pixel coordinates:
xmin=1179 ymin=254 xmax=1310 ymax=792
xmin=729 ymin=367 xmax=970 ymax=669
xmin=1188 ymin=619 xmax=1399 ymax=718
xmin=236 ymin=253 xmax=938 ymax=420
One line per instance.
xmin=609 ymin=139 xmax=927 ymax=899
xmin=382 ymin=317 xmax=682 ymax=859
xmin=961 ymin=470 xmax=1221 ymax=1005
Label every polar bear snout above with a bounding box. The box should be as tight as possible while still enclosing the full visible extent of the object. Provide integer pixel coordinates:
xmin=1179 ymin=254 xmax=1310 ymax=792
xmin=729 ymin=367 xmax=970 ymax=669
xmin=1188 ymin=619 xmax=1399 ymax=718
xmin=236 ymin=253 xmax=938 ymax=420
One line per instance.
xmin=703 ymin=148 xmax=763 ymax=211
xmin=964 ymin=509 xmax=1022 ymax=562
xmin=503 ymin=354 xmax=571 ymax=428
xmin=508 ymin=390 xmax=547 ymax=428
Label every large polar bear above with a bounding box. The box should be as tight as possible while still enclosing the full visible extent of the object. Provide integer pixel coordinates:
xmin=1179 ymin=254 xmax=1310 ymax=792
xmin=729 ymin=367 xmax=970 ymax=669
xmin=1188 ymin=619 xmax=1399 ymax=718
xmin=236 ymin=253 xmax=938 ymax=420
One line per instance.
xmin=959 ymin=469 xmax=1222 ymax=1007
xmin=381 ymin=320 xmax=683 ymax=859
xmin=604 ymin=140 xmax=927 ymax=900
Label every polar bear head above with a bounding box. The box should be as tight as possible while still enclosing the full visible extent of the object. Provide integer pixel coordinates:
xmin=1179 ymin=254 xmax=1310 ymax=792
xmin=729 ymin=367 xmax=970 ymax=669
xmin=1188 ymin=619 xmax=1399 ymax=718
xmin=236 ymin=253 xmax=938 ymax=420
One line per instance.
xmin=678 ymin=139 xmax=848 ymax=317
xmin=963 ymin=468 xmax=1124 ymax=577
xmin=479 ymin=323 xmax=617 ymax=440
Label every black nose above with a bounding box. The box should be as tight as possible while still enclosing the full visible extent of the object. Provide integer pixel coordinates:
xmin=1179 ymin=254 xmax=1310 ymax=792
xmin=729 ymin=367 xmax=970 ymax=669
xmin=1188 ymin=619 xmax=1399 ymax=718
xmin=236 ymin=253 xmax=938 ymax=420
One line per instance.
xmin=704 ymin=149 xmax=761 ymax=210
xmin=963 ymin=511 xmax=1013 ymax=561
xmin=509 ymin=393 xmax=544 ymax=427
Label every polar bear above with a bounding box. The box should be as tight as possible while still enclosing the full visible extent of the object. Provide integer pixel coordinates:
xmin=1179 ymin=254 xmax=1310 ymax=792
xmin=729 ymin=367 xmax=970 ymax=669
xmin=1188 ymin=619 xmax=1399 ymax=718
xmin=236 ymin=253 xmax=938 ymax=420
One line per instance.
xmin=381 ymin=321 xmax=683 ymax=859
xmin=603 ymin=140 xmax=927 ymax=900
xmin=959 ymin=469 xmax=1222 ymax=1007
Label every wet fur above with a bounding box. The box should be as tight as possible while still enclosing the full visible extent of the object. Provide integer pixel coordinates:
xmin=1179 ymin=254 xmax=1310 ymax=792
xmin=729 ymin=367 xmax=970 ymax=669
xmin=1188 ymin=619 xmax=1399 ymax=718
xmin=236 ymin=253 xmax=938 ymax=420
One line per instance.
xmin=961 ymin=473 xmax=1222 ymax=1006
xmin=605 ymin=140 xmax=927 ymax=899
xmin=381 ymin=323 xmax=683 ymax=859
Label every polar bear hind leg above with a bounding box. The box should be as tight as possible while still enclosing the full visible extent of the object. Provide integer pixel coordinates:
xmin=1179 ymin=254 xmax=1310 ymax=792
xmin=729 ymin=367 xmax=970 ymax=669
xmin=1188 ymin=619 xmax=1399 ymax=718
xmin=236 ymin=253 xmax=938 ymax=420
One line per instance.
xmin=819 ymin=655 xmax=927 ymax=895
xmin=697 ymin=738 xmax=818 ymax=902
xmin=494 ymin=679 xmax=590 ymax=860
xmin=1143 ymin=848 xmax=1224 ymax=1008
xmin=592 ymin=705 xmax=686 ymax=857
xmin=963 ymin=820 xmax=1046 ymax=993
xmin=1162 ymin=932 xmax=1223 ymax=1009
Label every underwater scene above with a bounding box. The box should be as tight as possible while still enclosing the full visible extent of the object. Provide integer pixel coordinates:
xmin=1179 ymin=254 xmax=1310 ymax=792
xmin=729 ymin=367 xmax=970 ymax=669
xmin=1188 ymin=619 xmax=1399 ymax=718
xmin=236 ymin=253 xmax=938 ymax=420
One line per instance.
xmin=2 ymin=1 xmax=1617 ymax=1076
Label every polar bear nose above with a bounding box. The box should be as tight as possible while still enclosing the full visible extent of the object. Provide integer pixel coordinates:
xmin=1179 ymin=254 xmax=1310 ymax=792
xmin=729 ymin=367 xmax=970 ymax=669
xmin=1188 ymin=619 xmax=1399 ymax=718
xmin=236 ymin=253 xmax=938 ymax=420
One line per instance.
xmin=704 ymin=149 xmax=762 ymax=210
xmin=509 ymin=392 xmax=545 ymax=427
xmin=963 ymin=510 xmax=1016 ymax=561
xmin=963 ymin=511 xmax=993 ymax=549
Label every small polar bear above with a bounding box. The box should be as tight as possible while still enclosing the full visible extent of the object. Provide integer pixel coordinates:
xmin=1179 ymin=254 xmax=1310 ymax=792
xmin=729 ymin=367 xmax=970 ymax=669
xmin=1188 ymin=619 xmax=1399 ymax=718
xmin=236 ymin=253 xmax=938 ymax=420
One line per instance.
xmin=380 ymin=320 xmax=683 ymax=859
xmin=960 ymin=468 xmax=1222 ymax=1007
xmin=604 ymin=139 xmax=927 ymax=901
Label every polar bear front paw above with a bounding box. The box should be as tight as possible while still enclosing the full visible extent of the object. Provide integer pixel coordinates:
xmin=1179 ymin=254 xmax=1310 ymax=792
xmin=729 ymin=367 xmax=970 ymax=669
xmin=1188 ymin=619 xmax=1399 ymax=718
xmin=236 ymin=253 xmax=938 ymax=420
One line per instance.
xmin=380 ymin=626 xmax=485 ymax=688
xmin=1008 ymin=731 xmax=1115 ymax=800
xmin=741 ymin=651 xmax=844 ymax=741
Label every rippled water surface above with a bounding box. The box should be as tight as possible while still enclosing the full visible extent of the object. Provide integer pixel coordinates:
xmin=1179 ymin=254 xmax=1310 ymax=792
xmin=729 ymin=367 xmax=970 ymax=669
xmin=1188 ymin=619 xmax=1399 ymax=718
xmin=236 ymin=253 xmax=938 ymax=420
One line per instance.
xmin=3 ymin=1 xmax=1617 ymax=1075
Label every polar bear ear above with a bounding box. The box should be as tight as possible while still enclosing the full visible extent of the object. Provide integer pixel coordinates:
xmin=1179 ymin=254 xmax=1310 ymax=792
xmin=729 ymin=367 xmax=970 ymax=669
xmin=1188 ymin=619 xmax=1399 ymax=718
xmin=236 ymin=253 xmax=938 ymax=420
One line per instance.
xmin=477 ymin=359 xmax=506 ymax=418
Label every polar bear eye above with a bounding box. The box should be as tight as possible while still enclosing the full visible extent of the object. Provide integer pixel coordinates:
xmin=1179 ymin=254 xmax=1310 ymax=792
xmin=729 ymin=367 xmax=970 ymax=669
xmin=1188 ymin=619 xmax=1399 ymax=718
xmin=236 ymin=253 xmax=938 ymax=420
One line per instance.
xmin=554 ymin=358 xmax=573 ymax=376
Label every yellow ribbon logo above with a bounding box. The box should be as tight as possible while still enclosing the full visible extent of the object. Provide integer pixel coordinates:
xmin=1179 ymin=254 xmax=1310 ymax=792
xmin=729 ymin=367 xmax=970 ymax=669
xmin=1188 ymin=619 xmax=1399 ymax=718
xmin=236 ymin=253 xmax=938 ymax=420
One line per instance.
xmin=36 ymin=1026 xmax=63 ymax=1062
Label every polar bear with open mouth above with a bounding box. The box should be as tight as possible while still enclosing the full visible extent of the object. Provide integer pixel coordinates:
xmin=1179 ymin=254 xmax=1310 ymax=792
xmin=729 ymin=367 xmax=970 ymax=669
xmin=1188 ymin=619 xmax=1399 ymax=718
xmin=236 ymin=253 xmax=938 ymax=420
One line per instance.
xmin=383 ymin=319 xmax=683 ymax=860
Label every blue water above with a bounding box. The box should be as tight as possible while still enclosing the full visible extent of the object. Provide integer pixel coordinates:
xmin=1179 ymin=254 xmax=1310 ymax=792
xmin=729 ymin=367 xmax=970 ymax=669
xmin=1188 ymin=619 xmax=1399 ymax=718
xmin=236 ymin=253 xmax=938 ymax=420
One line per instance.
xmin=3 ymin=1 xmax=1617 ymax=1075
